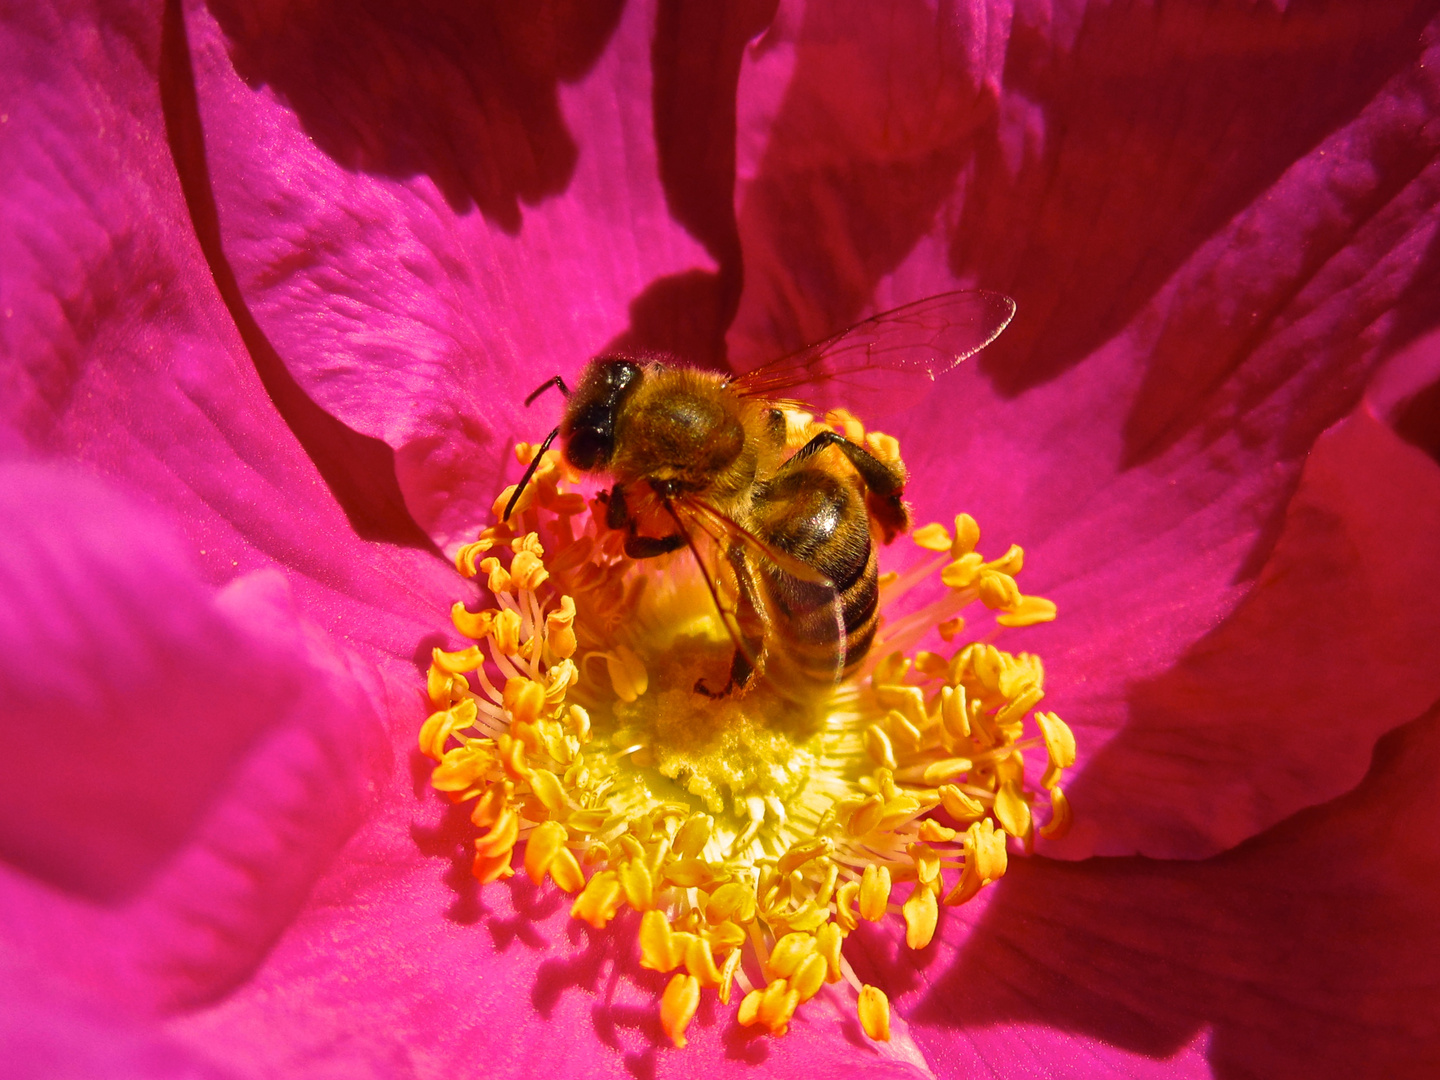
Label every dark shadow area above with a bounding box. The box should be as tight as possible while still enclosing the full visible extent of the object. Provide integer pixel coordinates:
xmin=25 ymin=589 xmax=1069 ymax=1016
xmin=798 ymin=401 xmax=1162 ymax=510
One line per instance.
xmin=408 ymin=789 xmax=490 ymax=926
xmin=719 ymin=1019 xmax=771 ymax=1065
xmin=1384 ymin=221 xmax=1440 ymax=374
xmin=489 ymin=873 xmax=566 ymax=951
xmin=894 ymin=701 xmax=1440 ymax=1079
xmin=1394 ymin=376 xmax=1440 ymax=462
xmin=531 ymin=911 xmax=701 ymax=1076
xmin=606 ymin=269 xmax=737 ymax=366
xmin=648 ymin=0 xmax=779 ymax=365
xmin=159 ymin=0 xmax=439 ymax=553
xmin=1056 ymin=405 xmax=1440 ymax=859
xmin=1383 ymin=227 xmax=1440 ymax=464
xmin=731 ymin=0 xmax=1440 ymax=611
xmin=737 ymin=0 xmax=997 ymax=351
xmin=409 ymin=744 xmax=569 ymax=934
xmin=203 ymin=0 xmax=625 ymax=228
xmin=957 ymin=1 xmax=1436 ymax=404
xmin=743 ymin=0 xmax=1438 ymax=465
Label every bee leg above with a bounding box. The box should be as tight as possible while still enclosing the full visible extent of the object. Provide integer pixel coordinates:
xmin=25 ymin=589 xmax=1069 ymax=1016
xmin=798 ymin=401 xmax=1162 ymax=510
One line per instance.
xmin=779 ymin=430 xmax=910 ymax=542
xmin=606 ymin=483 xmax=629 ymax=530
xmin=695 ymin=547 xmax=764 ymax=698
xmin=610 ymin=483 xmax=687 ymax=558
xmin=624 ymin=533 xmax=685 ymax=559
xmin=695 ymin=641 xmax=759 ymax=698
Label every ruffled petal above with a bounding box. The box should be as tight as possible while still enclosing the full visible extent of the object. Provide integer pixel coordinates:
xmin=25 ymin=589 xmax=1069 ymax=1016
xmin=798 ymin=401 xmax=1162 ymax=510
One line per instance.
xmin=873 ymin=700 xmax=1440 ymax=1079
xmin=730 ymin=1 xmax=1440 ymax=856
xmin=1050 ymin=404 xmax=1440 ymax=857
xmin=0 ymin=463 xmax=389 ymax=1012
xmin=185 ymin=0 xmax=723 ymax=551
xmin=0 ymin=0 xmax=461 ymax=666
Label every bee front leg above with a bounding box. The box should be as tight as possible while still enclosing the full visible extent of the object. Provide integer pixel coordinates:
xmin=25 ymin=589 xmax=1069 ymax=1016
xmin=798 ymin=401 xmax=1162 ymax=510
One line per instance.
xmin=624 ymin=533 xmax=686 ymax=559
xmin=609 ymin=484 xmax=686 ymax=559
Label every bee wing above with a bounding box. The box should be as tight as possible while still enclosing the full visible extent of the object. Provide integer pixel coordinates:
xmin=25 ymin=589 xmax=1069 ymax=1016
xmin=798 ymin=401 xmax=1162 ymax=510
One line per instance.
xmin=729 ymin=289 xmax=1015 ymax=417
xmin=676 ymin=499 xmax=847 ymax=694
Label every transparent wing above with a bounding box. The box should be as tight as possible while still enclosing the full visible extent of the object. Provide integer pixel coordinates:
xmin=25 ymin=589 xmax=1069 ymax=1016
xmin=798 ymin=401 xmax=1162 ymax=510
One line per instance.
xmin=675 ymin=499 xmax=846 ymax=696
xmin=730 ymin=289 xmax=1015 ymax=417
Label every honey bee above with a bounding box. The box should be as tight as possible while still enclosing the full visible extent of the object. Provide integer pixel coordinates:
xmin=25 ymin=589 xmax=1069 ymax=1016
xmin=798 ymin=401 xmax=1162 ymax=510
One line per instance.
xmin=506 ymin=290 xmax=1015 ymax=696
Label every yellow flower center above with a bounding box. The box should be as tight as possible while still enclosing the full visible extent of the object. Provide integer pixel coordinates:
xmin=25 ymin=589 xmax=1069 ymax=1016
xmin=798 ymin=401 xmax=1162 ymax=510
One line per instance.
xmin=420 ymin=417 xmax=1073 ymax=1049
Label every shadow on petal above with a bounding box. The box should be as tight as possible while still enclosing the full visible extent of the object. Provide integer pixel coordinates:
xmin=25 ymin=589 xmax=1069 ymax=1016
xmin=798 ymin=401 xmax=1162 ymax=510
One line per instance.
xmin=904 ymin=695 xmax=1440 ymax=1080
xmin=1051 ymin=407 xmax=1440 ymax=858
xmin=202 ymin=0 xmax=625 ymax=227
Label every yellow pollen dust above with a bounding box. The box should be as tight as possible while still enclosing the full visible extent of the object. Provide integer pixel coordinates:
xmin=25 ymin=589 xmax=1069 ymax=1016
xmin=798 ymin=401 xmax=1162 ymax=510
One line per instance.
xmin=421 ymin=421 xmax=1072 ymax=1049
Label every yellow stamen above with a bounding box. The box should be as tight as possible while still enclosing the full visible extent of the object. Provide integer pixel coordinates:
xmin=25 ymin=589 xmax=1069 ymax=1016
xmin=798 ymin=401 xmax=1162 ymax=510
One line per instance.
xmin=661 ymin=974 xmax=701 ymax=1048
xmin=912 ymin=523 xmax=952 ymax=551
xmin=571 ymin=870 xmax=624 ymax=929
xmin=605 ymin=645 xmax=648 ymax=703
xmin=857 ymin=985 xmax=891 ymax=1042
xmin=452 ymin=603 xmax=495 ymax=639
xmin=993 ymin=780 xmax=1033 ymax=842
xmin=902 ymin=882 xmax=939 ymax=949
xmin=523 ymin=820 xmax=568 ymax=884
xmin=998 ymin=595 xmax=1058 ymax=627
xmin=640 ymin=909 xmax=681 ymax=972
xmin=421 ymin=432 xmax=1073 ymax=1049
xmin=766 ymin=931 xmax=816 ymax=979
xmin=1036 ymin=710 xmax=1077 ymax=789
xmin=1040 ymin=786 xmax=1072 ymax=840
xmin=858 ymin=864 xmax=891 ymax=922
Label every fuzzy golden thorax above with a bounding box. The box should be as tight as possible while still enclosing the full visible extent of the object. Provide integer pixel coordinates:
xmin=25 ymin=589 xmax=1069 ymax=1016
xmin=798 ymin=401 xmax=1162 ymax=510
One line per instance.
xmin=606 ymin=365 xmax=769 ymax=505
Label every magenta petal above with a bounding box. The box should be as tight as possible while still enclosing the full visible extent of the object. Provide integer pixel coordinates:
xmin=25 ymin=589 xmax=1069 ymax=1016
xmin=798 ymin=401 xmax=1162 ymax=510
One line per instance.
xmin=0 ymin=464 xmax=390 ymax=1010
xmin=1053 ymin=405 xmax=1440 ymax=857
xmin=878 ymin=703 xmax=1440 ymax=1080
xmin=167 ymin=797 xmax=932 ymax=1079
xmin=728 ymin=1 xmax=1440 ymax=856
xmin=186 ymin=0 xmax=720 ymax=550
xmin=0 ymin=461 xmax=296 ymax=902
xmin=1 ymin=0 xmax=460 ymax=667
xmin=0 ymin=964 xmax=237 ymax=1080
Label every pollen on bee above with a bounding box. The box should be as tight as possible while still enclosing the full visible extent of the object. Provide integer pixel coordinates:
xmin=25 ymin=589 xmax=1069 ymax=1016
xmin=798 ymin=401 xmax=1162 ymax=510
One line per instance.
xmin=420 ymin=438 xmax=1070 ymax=1048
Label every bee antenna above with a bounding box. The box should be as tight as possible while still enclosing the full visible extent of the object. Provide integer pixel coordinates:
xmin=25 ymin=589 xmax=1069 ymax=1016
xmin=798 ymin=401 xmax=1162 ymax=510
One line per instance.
xmin=525 ymin=375 xmax=570 ymax=407
xmin=503 ymin=425 xmax=561 ymax=522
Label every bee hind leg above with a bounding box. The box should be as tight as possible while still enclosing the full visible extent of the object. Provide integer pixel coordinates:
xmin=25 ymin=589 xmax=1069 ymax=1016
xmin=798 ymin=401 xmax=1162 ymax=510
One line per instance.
xmin=694 ymin=648 xmax=756 ymax=699
xmin=695 ymin=547 xmax=764 ymax=698
xmin=778 ymin=430 xmax=910 ymax=542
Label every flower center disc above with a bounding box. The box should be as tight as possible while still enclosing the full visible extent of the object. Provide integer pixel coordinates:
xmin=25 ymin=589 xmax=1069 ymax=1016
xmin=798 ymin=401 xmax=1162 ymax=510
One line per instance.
xmin=420 ymin=417 xmax=1073 ymax=1049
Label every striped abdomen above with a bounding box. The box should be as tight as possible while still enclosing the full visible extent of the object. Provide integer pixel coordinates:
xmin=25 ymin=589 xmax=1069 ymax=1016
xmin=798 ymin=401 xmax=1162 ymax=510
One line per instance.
xmin=752 ymin=465 xmax=880 ymax=686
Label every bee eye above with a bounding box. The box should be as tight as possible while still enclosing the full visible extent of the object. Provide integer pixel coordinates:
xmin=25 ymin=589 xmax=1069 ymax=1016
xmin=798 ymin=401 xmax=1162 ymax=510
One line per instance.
xmin=566 ymin=427 xmax=611 ymax=471
xmin=606 ymin=361 xmax=640 ymax=388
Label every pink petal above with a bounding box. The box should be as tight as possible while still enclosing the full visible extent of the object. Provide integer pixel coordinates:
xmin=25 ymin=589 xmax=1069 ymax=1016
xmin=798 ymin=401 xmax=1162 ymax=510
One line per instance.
xmin=0 ymin=0 xmax=448 ymax=1017
xmin=1 ymin=0 xmax=461 ymax=666
xmin=1052 ymin=402 xmax=1440 ymax=857
xmin=870 ymin=701 xmax=1440 ymax=1080
xmin=0 ymin=461 xmax=297 ymax=903
xmin=166 ymin=789 xmax=933 ymax=1080
xmin=0 ymin=463 xmax=389 ymax=1014
xmin=0 ymin=961 xmax=237 ymax=1080
xmin=186 ymin=0 xmax=721 ymax=551
xmin=732 ymin=2 xmax=1440 ymax=856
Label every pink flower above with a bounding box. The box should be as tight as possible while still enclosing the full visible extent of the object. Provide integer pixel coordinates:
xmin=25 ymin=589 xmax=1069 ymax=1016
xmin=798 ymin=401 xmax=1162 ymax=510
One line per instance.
xmin=3 ymin=0 xmax=1439 ymax=1077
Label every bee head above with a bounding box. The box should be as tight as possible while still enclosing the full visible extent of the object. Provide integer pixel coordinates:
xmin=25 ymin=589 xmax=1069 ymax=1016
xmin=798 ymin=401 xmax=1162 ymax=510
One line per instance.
xmin=561 ymin=357 xmax=642 ymax=472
